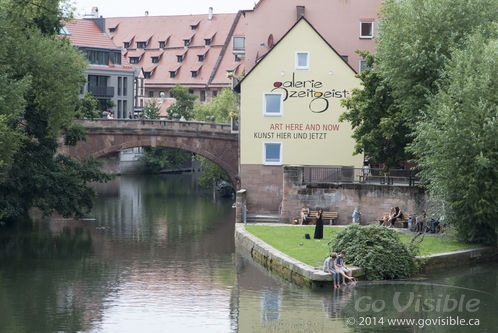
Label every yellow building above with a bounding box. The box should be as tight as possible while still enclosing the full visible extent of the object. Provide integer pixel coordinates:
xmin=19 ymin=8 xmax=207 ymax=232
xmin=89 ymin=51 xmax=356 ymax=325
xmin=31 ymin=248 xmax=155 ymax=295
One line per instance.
xmin=236 ymin=18 xmax=363 ymax=214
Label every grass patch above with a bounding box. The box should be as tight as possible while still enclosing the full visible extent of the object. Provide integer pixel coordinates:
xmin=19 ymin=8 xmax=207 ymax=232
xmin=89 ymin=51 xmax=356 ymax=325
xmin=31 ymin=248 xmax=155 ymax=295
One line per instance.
xmin=244 ymin=225 xmax=480 ymax=267
xmin=397 ymin=233 xmax=478 ymax=256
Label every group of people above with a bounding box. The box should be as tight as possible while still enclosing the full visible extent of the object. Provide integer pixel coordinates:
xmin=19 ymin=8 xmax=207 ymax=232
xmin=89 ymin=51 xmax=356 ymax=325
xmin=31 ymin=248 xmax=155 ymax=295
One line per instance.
xmin=300 ymin=205 xmax=324 ymax=239
xmin=323 ymin=251 xmax=355 ymax=289
xmin=380 ymin=206 xmax=403 ymax=227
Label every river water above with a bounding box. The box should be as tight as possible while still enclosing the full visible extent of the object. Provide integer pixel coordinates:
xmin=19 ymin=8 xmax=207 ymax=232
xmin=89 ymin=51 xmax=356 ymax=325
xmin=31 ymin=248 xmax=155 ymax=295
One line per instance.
xmin=0 ymin=174 xmax=497 ymax=333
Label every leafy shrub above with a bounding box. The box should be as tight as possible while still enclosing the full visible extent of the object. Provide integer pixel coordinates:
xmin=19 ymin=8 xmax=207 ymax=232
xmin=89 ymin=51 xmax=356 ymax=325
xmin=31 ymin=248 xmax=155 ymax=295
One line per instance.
xmin=329 ymin=224 xmax=416 ymax=280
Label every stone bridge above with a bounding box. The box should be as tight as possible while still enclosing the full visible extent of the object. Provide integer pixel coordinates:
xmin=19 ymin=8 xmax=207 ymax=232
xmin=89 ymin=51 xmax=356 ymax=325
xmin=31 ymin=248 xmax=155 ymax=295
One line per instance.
xmin=59 ymin=119 xmax=239 ymax=186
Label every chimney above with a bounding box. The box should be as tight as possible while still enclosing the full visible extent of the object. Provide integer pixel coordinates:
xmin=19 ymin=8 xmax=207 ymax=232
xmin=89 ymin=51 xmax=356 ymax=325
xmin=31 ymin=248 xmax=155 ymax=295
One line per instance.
xmin=84 ymin=7 xmax=105 ymax=32
xmin=208 ymin=7 xmax=213 ymax=21
xmin=91 ymin=6 xmax=98 ymax=18
xmin=296 ymin=6 xmax=305 ymax=20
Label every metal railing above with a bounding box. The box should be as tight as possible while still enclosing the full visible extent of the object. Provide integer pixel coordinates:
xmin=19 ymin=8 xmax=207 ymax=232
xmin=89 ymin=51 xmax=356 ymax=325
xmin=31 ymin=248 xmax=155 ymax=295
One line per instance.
xmin=88 ymin=86 xmax=114 ymax=97
xmin=303 ymin=166 xmax=419 ymax=186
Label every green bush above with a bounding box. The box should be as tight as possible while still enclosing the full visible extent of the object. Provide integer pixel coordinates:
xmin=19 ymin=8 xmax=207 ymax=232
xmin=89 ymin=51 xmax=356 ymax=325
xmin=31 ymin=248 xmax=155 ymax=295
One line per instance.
xmin=329 ymin=224 xmax=416 ymax=280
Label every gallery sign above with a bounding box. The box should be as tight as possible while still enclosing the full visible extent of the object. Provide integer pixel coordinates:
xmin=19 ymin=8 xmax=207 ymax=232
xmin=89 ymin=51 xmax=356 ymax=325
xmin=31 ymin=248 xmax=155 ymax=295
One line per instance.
xmin=271 ymin=72 xmax=350 ymax=113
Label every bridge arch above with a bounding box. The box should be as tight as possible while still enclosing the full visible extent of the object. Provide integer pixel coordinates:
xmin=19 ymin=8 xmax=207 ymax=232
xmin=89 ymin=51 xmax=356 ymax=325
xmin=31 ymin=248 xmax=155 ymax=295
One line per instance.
xmin=60 ymin=120 xmax=239 ymax=187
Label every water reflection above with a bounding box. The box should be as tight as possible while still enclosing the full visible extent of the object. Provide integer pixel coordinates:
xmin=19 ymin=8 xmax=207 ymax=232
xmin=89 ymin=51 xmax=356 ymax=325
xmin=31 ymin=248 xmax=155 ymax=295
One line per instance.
xmin=0 ymin=174 xmax=497 ymax=333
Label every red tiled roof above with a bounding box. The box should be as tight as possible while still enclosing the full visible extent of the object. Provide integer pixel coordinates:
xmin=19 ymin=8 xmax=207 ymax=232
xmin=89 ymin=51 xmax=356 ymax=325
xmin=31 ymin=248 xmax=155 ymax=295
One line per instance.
xmin=65 ymin=19 xmax=118 ymax=49
xmin=106 ymin=13 xmax=238 ymax=88
xmin=64 ymin=19 xmax=134 ymax=72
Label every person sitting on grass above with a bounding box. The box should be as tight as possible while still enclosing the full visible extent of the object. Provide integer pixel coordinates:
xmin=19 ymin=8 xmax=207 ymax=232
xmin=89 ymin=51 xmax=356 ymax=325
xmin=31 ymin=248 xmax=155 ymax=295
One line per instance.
xmin=323 ymin=253 xmax=340 ymax=289
xmin=335 ymin=251 xmax=353 ymax=285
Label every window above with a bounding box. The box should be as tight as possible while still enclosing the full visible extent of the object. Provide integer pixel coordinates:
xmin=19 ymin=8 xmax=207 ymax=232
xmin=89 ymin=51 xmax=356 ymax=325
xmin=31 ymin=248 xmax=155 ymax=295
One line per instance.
xmin=169 ymin=71 xmax=177 ymax=78
xmin=111 ymin=52 xmax=121 ymax=65
xmin=232 ymin=37 xmax=245 ymax=52
xmin=263 ymin=93 xmax=283 ymax=116
xmin=86 ymin=49 xmax=109 ymax=65
xmin=188 ymin=89 xmax=194 ymax=94
xmin=123 ymin=42 xmax=130 ymax=48
xmin=59 ymin=25 xmax=70 ymax=36
xmin=109 ymin=27 xmax=116 ymax=33
xmin=191 ymin=71 xmax=198 ymax=78
xmin=263 ymin=142 xmax=282 ymax=165
xmin=123 ymin=100 xmax=127 ymax=118
xmin=129 ymin=57 xmax=139 ymax=64
xmin=184 ymin=39 xmax=191 ymax=47
xmin=341 ymin=55 xmax=349 ymax=63
xmin=123 ymin=77 xmax=127 ymax=96
xmin=295 ymin=51 xmax=309 ymax=70
xmin=118 ymin=77 xmax=122 ymax=96
xmin=200 ymin=90 xmax=205 ymax=102
xmin=191 ymin=24 xmax=198 ymax=30
xmin=235 ymin=54 xmax=241 ymax=62
xmin=149 ymin=91 xmax=154 ymax=97
xmin=212 ymin=90 xmax=218 ymax=97
xmin=159 ymin=41 xmax=166 ymax=49
xmin=360 ymin=22 xmax=374 ymax=38
xmin=137 ymin=41 xmax=147 ymax=49
xmin=144 ymin=72 xmax=152 ymax=78
xmin=177 ymin=55 xmax=183 ymax=63
xmin=359 ymin=60 xmax=373 ymax=73
xmin=204 ymin=38 xmax=211 ymax=46
xmin=152 ymin=56 xmax=159 ymax=63
xmin=198 ymin=54 xmax=204 ymax=62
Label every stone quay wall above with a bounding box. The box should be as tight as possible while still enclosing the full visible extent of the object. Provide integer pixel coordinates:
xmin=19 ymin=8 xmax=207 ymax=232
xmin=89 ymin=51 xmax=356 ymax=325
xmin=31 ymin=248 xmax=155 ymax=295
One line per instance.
xmin=281 ymin=166 xmax=428 ymax=225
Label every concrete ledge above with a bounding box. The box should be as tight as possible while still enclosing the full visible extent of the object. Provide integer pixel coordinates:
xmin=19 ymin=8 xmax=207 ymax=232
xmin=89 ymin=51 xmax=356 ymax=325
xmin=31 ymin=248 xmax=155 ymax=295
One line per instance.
xmin=416 ymin=246 xmax=498 ymax=272
xmin=235 ymin=224 xmax=364 ymax=288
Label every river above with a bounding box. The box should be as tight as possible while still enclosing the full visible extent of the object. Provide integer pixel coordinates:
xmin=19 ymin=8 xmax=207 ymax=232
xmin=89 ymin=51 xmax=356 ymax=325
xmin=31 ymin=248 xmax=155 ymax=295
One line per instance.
xmin=0 ymin=174 xmax=496 ymax=332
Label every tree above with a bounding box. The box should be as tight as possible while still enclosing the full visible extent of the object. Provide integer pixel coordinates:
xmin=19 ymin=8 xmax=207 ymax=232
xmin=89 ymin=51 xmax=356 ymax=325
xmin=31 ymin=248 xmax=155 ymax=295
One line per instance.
xmin=196 ymin=156 xmax=231 ymax=189
xmin=377 ymin=0 xmax=498 ymax=128
xmin=140 ymin=147 xmax=191 ymax=174
xmin=142 ymin=100 xmax=161 ymax=120
xmin=194 ymin=88 xmax=238 ymax=123
xmin=342 ymin=0 xmax=498 ymax=168
xmin=74 ymin=92 xmax=99 ymax=120
xmin=0 ymin=0 xmax=110 ymax=222
xmin=166 ymin=85 xmax=197 ymax=120
xmin=409 ymin=31 xmax=498 ymax=244
xmin=340 ymin=52 xmax=410 ymax=169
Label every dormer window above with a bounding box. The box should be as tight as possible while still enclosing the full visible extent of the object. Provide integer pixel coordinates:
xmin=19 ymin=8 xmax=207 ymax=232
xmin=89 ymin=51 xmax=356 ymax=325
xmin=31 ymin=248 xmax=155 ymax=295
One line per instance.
xmin=109 ymin=27 xmax=116 ymax=33
xmin=184 ymin=39 xmax=191 ymax=47
xmin=169 ymin=71 xmax=177 ymax=78
xmin=129 ymin=57 xmax=140 ymax=64
xmin=190 ymin=24 xmax=198 ymax=30
xmin=177 ymin=55 xmax=183 ymax=63
xmin=159 ymin=41 xmax=166 ymax=49
xmin=144 ymin=72 xmax=152 ymax=79
xmin=191 ymin=71 xmax=198 ymax=78
xmin=123 ymin=42 xmax=130 ymax=48
xmin=235 ymin=54 xmax=241 ymax=62
xmin=137 ymin=41 xmax=147 ymax=49
xmin=152 ymin=56 xmax=160 ymax=63
xmin=204 ymin=38 xmax=211 ymax=46
xmin=198 ymin=54 xmax=204 ymax=62
xmin=232 ymin=37 xmax=245 ymax=53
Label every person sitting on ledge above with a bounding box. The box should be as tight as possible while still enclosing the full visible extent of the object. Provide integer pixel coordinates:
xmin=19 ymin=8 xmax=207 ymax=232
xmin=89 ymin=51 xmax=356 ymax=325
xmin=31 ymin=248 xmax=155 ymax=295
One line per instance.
xmin=335 ymin=250 xmax=354 ymax=285
xmin=324 ymin=253 xmax=340 ymax=289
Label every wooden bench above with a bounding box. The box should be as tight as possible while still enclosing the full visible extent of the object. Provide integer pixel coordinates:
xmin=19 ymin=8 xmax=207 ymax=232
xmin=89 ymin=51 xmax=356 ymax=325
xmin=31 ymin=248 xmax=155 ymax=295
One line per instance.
xmin=379 ymin=212 xmax=409 ymax=228
xmin=305 ymin=211 xmax=338 ymax=225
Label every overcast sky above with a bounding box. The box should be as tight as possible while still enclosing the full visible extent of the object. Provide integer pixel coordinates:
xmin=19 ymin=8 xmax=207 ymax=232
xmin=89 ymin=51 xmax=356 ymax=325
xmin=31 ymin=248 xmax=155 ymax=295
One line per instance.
xmin=71 ymin=0 xmax=258 ymax=17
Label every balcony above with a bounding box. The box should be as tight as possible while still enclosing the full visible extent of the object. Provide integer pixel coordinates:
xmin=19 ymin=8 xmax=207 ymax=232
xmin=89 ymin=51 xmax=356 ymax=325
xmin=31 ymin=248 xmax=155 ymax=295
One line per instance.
xmin=88 ymin=86 xmax=114 ymax=98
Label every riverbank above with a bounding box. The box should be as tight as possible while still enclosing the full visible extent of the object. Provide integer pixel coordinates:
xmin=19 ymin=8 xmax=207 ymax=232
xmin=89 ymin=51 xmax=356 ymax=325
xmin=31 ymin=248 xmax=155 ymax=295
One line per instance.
xmin=235 ymin=224 xmax=498 ymax=288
